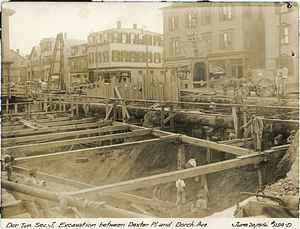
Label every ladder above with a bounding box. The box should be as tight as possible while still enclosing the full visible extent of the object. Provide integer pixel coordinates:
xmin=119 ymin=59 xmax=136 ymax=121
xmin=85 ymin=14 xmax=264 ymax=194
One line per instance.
xmin=49 ymin=33 xmax=64 ymax=90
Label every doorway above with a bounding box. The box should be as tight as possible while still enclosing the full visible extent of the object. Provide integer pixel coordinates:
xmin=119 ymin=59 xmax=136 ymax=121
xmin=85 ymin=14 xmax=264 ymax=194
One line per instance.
xmin=194 ymin=62 xmax=206 ymax=88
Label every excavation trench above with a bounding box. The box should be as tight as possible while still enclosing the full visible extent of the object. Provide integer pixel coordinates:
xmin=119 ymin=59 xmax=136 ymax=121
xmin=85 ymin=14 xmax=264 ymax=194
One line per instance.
xmin=4 ymin=131 xmax=289 ymax=218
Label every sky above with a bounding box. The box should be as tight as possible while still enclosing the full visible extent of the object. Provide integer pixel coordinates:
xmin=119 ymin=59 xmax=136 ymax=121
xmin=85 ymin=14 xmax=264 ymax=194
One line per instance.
xmin=3 ymin=2 xmax=171 ymax=56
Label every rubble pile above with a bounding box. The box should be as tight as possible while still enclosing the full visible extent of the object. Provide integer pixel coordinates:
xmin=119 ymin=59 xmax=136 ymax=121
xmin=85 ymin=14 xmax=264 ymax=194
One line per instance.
xmin=264 ymin=177 xmax=299 ymax=198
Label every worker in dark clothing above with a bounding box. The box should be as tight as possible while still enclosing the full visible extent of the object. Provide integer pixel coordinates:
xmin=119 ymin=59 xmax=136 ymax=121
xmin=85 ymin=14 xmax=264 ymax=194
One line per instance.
xmin=21 ymin=169 xmax=50 ymax=218
xmin=2 ymin=154 xmax=15 ymax=181
xmin=240 ymin=113 xmax=264 ymax=153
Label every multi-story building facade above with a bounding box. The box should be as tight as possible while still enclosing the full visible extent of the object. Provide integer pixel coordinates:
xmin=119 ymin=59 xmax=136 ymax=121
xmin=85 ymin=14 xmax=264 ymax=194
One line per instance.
xmin=68 ymin=43 xmax=88 ymax=85
xmin=28 ymin=46 xmax=42 ymax=81
xmin=9 ymin=49 xmax=29 ymax=82
xmin=160 ymin=2 xmax=265 ymax=88
xmin=86 ymin=21 xmax=164 ymax=84
xmin=38 ymin=34 xmax=86 ymax=88
xmin=264 ymin=2 xmax=298 ymax=89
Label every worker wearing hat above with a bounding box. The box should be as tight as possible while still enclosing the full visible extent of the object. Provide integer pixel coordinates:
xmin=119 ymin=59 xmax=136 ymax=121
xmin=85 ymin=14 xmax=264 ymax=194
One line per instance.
xmin=287 ymin=130 xmax=297 ymax=144
xmin=176 ymin=179 xmax=186 ymax=205
xmin=21 ymin=169 xmax=50 ymax=218
xmin=240 ymin=112 xmax=264 ymax=153
xmin=2 ymin=153 xmax=15 ymax=181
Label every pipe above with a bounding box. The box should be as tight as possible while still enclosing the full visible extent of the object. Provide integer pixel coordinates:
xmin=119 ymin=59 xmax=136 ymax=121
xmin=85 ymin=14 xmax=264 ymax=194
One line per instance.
xmin=1 ymin=180 xmax=152 ymax=218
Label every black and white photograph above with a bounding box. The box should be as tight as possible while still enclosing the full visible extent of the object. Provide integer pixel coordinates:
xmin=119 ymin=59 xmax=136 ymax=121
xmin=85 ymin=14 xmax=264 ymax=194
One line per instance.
xmin=1 ymin=1 xmax=299 ymax=227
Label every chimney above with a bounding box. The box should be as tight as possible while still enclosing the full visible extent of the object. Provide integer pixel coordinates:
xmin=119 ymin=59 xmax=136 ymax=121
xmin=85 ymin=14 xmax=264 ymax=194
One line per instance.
xmin=117 ymin=21 xmax=121 ymax=29
xmin=64 ymin=33 xmax=67 ymax=39
xmin=133 ymin=24 xmax=137 ymax=29
xmin=17 ymin=49 xmax=19 ymax=54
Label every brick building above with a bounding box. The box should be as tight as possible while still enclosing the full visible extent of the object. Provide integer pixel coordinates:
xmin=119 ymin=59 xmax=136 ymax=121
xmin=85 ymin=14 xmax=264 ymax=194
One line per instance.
xmin=86 ymin=21 xmax=164 ymax=84
xmin=160 ymin=2 xmax=265 ymax=89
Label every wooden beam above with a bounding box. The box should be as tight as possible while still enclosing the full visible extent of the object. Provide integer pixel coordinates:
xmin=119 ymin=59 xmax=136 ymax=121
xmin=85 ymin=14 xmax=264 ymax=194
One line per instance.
xmin=114 ymin=87 xmax=130 ymax=119
xmin=4 ymin=129 xmax=152 ymax=154
xmin=15 ymin=135 xmax=180 ymax=164
xmin=2 ymin=125 xmax=130 ymax=145
xmin=69 ymin=154 xmax=265 ymax=198
xmin=117 ymin=192 xmax=177 ymax=210
xmin=105 ymin=104 xmax=114 ymax=120
xmin=163 ymin=113 xmax=177 ymax=125
xmin=13 ymin=166 xmax=93 ymax=189
xmin=180 ymin=135 xmax=250 ymax=155
xmin=2 ymin=120 xmax=112 ymax=137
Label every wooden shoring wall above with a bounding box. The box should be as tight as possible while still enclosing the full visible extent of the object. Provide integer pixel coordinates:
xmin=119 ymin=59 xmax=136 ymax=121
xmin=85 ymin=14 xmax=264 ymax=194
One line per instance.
xmin=87 ymin=77 xmax=180 ymax=101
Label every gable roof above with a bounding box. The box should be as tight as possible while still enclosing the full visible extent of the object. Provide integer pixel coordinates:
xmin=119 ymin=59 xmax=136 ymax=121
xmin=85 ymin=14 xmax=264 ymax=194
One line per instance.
xmin=29 ymin=46 xmax=41 ymax=60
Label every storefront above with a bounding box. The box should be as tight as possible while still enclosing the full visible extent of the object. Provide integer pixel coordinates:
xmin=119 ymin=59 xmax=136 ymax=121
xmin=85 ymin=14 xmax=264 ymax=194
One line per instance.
xmin=94 ymin=68 xmax=131 ymax=83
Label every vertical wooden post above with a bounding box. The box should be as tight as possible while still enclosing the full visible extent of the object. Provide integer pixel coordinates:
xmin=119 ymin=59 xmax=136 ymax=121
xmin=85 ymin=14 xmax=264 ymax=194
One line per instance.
xmin=105 ymin=97 xmax=109 ymax=115
xmin=170 ymin=105 xmax=174 ymax=132
xmin=82 ymin=97 xmax=86 ymax=115
xmin=70 ymin=96 xmax=74 ymax=117
xmin=160 ymin=105 xmax=165 ymax=130
xmin=28 ymin=103 xmax=32 ymax=117
xmin=122 ymin=100 xmax=126 ymax=123
xmin=220 ymin=129 xmax=227 ymax=161
xmin=243 ymin=104 xmax=248 ymax=145
xmin=14 ymin=103 xmax=18 ymax=114
xmin=206 ymin=133 xmax=212 ymax=164
xmin=49 ymin=94 xmax=52 ymax=111
xmin=232 ymin=106 xmax=239 ymax=138
xmin=75 ymin=96 xmax=79 ymax=117
xmin=113 ymin=100 xmax=118 ymax=121
xmin=44 ymin=94 xmax=48 ymax=114
xmin=177 ymin=143 xmax=185 ymax=170
xmin=59 ymin=95 xmax=62 ymax=111
xmin=6 ymin=99 xmax=9 ymax=114
xmin=63 ymin=103 xmax=66 ymax=112
xmin=256 ymin=163 xmax=264 ymax=189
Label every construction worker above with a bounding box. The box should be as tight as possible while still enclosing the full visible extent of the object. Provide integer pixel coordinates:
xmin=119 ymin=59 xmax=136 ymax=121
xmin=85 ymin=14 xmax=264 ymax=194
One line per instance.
xmin=2 ymin=154 xmax=15 ymax=181
xmin=152 ymin=185 xmax=162 ymax=200
xmin=176 ymin=179 xmax=186 ymax=205
xmin=21 ymin=169 xmax=50 ymax=218
xmin=276 ymin=69 xmax=288 ymax=96
xmin=287 ymin=130 xmax=297 ymax=143
xmin=240 ymin=113 xmax=264 ymax=153
xmin=185 ymin=158 xmax=199 ymax=182
xmin=196 ymin=192 xmax=209 ymax=218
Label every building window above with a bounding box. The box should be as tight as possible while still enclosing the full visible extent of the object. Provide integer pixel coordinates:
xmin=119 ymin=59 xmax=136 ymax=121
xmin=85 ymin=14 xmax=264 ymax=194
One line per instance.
xmin=170 ymin=40 xmax=180 ymax=55
xmin=154 ymin=53 xmax=161 ymax=63
xmin=202 ymin=34 xmax=211 ymax=52
xmin=220 ymin=4 xmax=234 ymax=21
xmin=147 ymin=52 xmax=153 ymax=63
xmin=113 ymin=33 xmax=118 ymax=43
xmin=122 ymin=34 xmax=127 ymax=44
xmin=281 ymin=27 xmax=289 ymax=44
xmin=258 ymin=33 xmax=264 ymax=50
xmin=202 ymin=9 xmax=211 ymax=25
xmin=138 ymin=52 xmax=144 ymax=62
xmin=220 ymin=31 xmax=232 ymax=50
xmin=103 ymin=51 xmax=108 ymax=62
xmin=76 ymin=60 xmax=80 ymax=70
xmin=169 ymin=15 xmax=178 ymax=31
xmin=160 ymin=71 xmax=164 ymax=75
xmin=84 ymin=59 xmax=87 ymax=69
xmin=150 ymin=70 xmax=154 ymax=74
xmin=130 ymin=34 xmax=135 ymax=44
xmin=71 ymin=60 xmax=75 ymax=70
xmin=246 ymin=32 xmax=251 ymax=48
xmin=139 ymin=70 xmax=143 ymax=75
xmin=96 ymin=35 xmax=101 ymax=43
xmin=154 ymin=36 xmax=162 ymax=46
xmin=103 ymin=34 xmax=108 ymax=43
xmin=82 ymin=46 xmax=87 ymax=54
xmin=121 ymin=51 xmax=129 ymax=62
xmin=130 ymin=51 xmax=136 ymax=62
xmin=186 ymin=12 xmax=193 ymax=28
xmin=112 ymin=50 xmax=120 ymax=62
xmin=258 ymin=5 xmax=263 ymax=21
xmin=89 ymin=53 xmax=94 ymax=64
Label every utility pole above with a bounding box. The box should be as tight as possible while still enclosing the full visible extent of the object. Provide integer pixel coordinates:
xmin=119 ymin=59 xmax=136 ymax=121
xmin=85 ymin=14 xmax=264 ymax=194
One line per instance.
xmin=142 ymin=25 xmax=148 ymax=97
